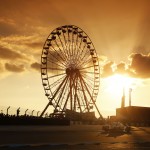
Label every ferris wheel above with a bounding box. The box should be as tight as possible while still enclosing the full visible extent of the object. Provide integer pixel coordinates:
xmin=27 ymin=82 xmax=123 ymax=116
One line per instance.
xmin=40 ymin=25 xmax=102 ymax=118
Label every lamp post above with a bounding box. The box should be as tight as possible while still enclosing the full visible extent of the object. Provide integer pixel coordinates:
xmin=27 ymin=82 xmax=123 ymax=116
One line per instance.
xmin=31 ymin=110 xmax=34 ymax=116
xmin=25 ymin=109 xmax=28 ymax=115
xmin=37 ymin=111 xmax=40 ymax=117
xmin=7 ymin=106 xmax=10 ymax=115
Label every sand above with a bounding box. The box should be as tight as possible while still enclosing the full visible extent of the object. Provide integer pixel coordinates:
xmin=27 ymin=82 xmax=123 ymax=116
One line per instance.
xmin=0 ymin=125 xmax=149 ymax=149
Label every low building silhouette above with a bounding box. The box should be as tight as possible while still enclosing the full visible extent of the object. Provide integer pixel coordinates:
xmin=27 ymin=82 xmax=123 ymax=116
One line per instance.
xmin=116 ymin=106 xmax=150 ymax=125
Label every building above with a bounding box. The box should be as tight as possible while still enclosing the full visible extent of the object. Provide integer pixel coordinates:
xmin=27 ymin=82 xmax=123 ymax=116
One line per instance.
xmin=116 ymin=106 xmax=150 ymax=125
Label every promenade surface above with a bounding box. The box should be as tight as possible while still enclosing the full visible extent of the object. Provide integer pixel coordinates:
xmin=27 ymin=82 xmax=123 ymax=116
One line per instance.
xmin=0 ymin=125 xmax=149 ymax=150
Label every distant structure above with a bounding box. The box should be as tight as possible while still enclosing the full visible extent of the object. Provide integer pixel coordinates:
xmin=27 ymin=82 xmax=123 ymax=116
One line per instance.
xmin=121 ymin=88 xmax=125 ymax=108
xmin=116 ymin=106 xmax=150 ymax=125
xmin=129 ymin=88 xmax=132 ymax=106
xmin=117 ymin=88 xmax=150 ymax=126
xmin=16 ymin=107 xmax=20 ymax=116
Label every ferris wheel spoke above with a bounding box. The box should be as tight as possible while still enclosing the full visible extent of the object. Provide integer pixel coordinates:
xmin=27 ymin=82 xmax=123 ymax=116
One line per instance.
xmin=55 ymin=77 xmax=69 ymax=109
xmin=80 ymin=71 xmax=95 ymax=74
xmin=47 ymin=59 xmax=65 ymax=69
xmin=76 ymin=54 xmax=91 ymax=68
xmin=78 ymin=88 xmax=88 ymax=112
xmin=54 ymin=40 xmax=67 ymax=61
xmin=50 ymin=75 xmax=66 ymax=89
xmin=79 ymin=48 xmax=90 ymax=63
xmin=75 ymin=37 xmax=83 ymax=61
xmin=77 ymin=81 xmax=87 ymax=112
xmin=73 ymin=32 xmax=82 ymax=62
xmin=51 ymin=76 xmax=68 ymax=100
xmin=72 ymin=29 xmax=79 ymax=60
xmin=77 ymin=57 xmax=92 ymax=68
xmin=62 ymin=88 xmax=70 ymax=112
xmin=47 ymin=51 xmax=66 ymax=68
xmin=50 ymin=45 xmax=67 ymax=66
xmin=79 ymin=74 xmax=102 ymax=118
xmin=62 ymin=31 xmax=70 ymax=58
xmin=76 ymin=92 xmax=82 ymax=112
xmin=71 ymin=31 xmax=76 ymax=60
xmin=81 ymin=77 xmax=94 ymax=94
xmin=77 ymin=42 xmax=87 ymax=61
xmin=77 ymin=46 xmax=87 ymax=64
xmin=82 ymin=79 xmax=94 ymax=91
xmin=71 ymin=75 xmax=79 ymax=111
xmin=60 ymin=80 xmax=70 ymax=110
xmin=79 ymin=65 xmax=94 ymax=70
xmin=48 ymin=73 xmax=66 ymax=79
xmin=78 ymin=75 xmax=90 ymax=112
xmin=49 ymin=46 xmax=64 ymax=62
xmin=47 ymin=67 xmax=64 ymax=71
xmin=68 ymin=27 xmax=73 ymax=56
xmin=82 ymin=74 xmax=94 ymax=83
xmin=77 ymin=52 xmax=91 ymax=65
xmin=74 ymin=32 xmax=80 ymax=61
xmin=57 ymin=34 xmax=69 ymax=60
xmin=76 ymin=34 xmax=88 ymax=62
xmin=74 ymin=78 xmax=79 ymax=112
xmin=67 ymin=29 xmax=72 ymax=57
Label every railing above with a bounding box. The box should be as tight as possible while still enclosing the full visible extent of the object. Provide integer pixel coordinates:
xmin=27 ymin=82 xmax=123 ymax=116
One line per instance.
xmin=0 ymin=105 xmax=49 ymax=117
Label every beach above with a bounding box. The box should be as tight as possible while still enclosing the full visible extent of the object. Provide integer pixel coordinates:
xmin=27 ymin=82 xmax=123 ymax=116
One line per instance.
xmin=0 ymin=125 xmax=150 ymax=149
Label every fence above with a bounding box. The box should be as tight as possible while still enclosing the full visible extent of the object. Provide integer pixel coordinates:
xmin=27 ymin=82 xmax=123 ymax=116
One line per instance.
xmin=0 ymin=105 xmax=48 ymax=117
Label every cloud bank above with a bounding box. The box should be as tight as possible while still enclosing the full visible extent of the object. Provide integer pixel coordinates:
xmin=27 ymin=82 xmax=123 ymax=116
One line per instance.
xmin=101 ymin=53 xmax=150 ymax=79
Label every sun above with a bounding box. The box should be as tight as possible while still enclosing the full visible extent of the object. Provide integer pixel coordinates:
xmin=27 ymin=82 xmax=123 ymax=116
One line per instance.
xmin=105 ymin=74 xmax=134 ymax=99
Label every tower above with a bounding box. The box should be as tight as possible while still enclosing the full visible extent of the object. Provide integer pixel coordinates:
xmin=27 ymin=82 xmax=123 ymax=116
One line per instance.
xmin=121 ymin=87 xmax=125 ymax=108
xmin=129 ymin=88 xmax=132 ymax=106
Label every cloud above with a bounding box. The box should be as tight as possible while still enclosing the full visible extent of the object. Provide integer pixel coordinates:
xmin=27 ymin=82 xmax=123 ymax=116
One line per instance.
xmin=116 ymin=62 xmax=126 ymax=74
xmin=0 ymin=18 xmax=19 ymax=36
xmin=101 ymin=53 xmax=150 ymax=79
xmin=5 ymin=63 xmax=25 ymax=73
xmin=102 ymin=61 xmax=114 ymax=77
xmin=31 ymin=62 xmax=40 ymax=72
xmin=26 ymin=41 xmax=43 ymax=48
xmin=129 ymin=53 xmax=150 ymax=78
xmin=0 ymin=47 xmax=24 ymax=60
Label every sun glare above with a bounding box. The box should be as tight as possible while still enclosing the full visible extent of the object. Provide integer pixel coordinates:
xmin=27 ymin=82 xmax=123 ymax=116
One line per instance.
xmin=105 ymin=74 xmax=134 ymax=99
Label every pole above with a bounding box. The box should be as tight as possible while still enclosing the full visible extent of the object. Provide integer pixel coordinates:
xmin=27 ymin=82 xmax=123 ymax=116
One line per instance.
xmin=37 ymin=111 xmax=40 ymax=116
xmin=31 ymin=110 xmax=34 ymax=116
xmin=7 ymin=106 xmax=10 ymax=115
xmin=129 ymin=88 xmax=132 ymax=106
xmin=25 ymin=109 xmax=28 ymax=115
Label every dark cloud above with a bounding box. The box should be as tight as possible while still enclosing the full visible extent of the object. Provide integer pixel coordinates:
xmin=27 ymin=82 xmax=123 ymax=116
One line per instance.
xmin=26 ymin=42 xmax=43 ymax=48
xmin=31 ymin=62 xmax=40 ymax=72
xmin=132 ymin=46 xmax=150 ymax=55
xmin=5 ymin=63 xmax=25 ymax=72
xmin=0 ymin=18 xmax=19 ymax=36
xmin=102 ymin=61 xmax=114 ymax=77
xmin=129 ymin=53 xmax=150 ymax=78
xmin=101 ymin=53 xmax=150 ymax=79
xmin=0 ymin=47 xmax=25 ymax=60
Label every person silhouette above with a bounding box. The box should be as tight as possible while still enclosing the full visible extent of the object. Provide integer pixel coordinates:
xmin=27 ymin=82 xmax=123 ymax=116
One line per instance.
xmin=17 ymin=108 xmax=20 ymax=116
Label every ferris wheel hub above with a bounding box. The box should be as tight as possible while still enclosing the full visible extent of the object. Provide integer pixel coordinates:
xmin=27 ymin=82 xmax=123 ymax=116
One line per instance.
xmin=66 ymin=67 xmax=79 ymax=76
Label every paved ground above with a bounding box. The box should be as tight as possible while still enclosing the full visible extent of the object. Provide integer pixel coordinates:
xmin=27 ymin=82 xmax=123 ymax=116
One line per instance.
xmin=0 ymin=125 xmax=149 ymax=149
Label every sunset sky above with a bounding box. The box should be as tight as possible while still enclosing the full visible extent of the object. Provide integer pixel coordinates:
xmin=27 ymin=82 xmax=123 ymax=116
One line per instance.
xmin=0 ymin=0 xmax=150 ymax=117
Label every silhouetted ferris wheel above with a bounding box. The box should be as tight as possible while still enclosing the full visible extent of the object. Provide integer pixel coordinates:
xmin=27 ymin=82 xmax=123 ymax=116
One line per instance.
xmin=40 ymin=25 xmax=102 ymax=118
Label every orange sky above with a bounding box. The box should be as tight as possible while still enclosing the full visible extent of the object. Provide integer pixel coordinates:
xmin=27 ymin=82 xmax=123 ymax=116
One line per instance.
xmin=0 ymin=0 xmax=150 ymax=117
